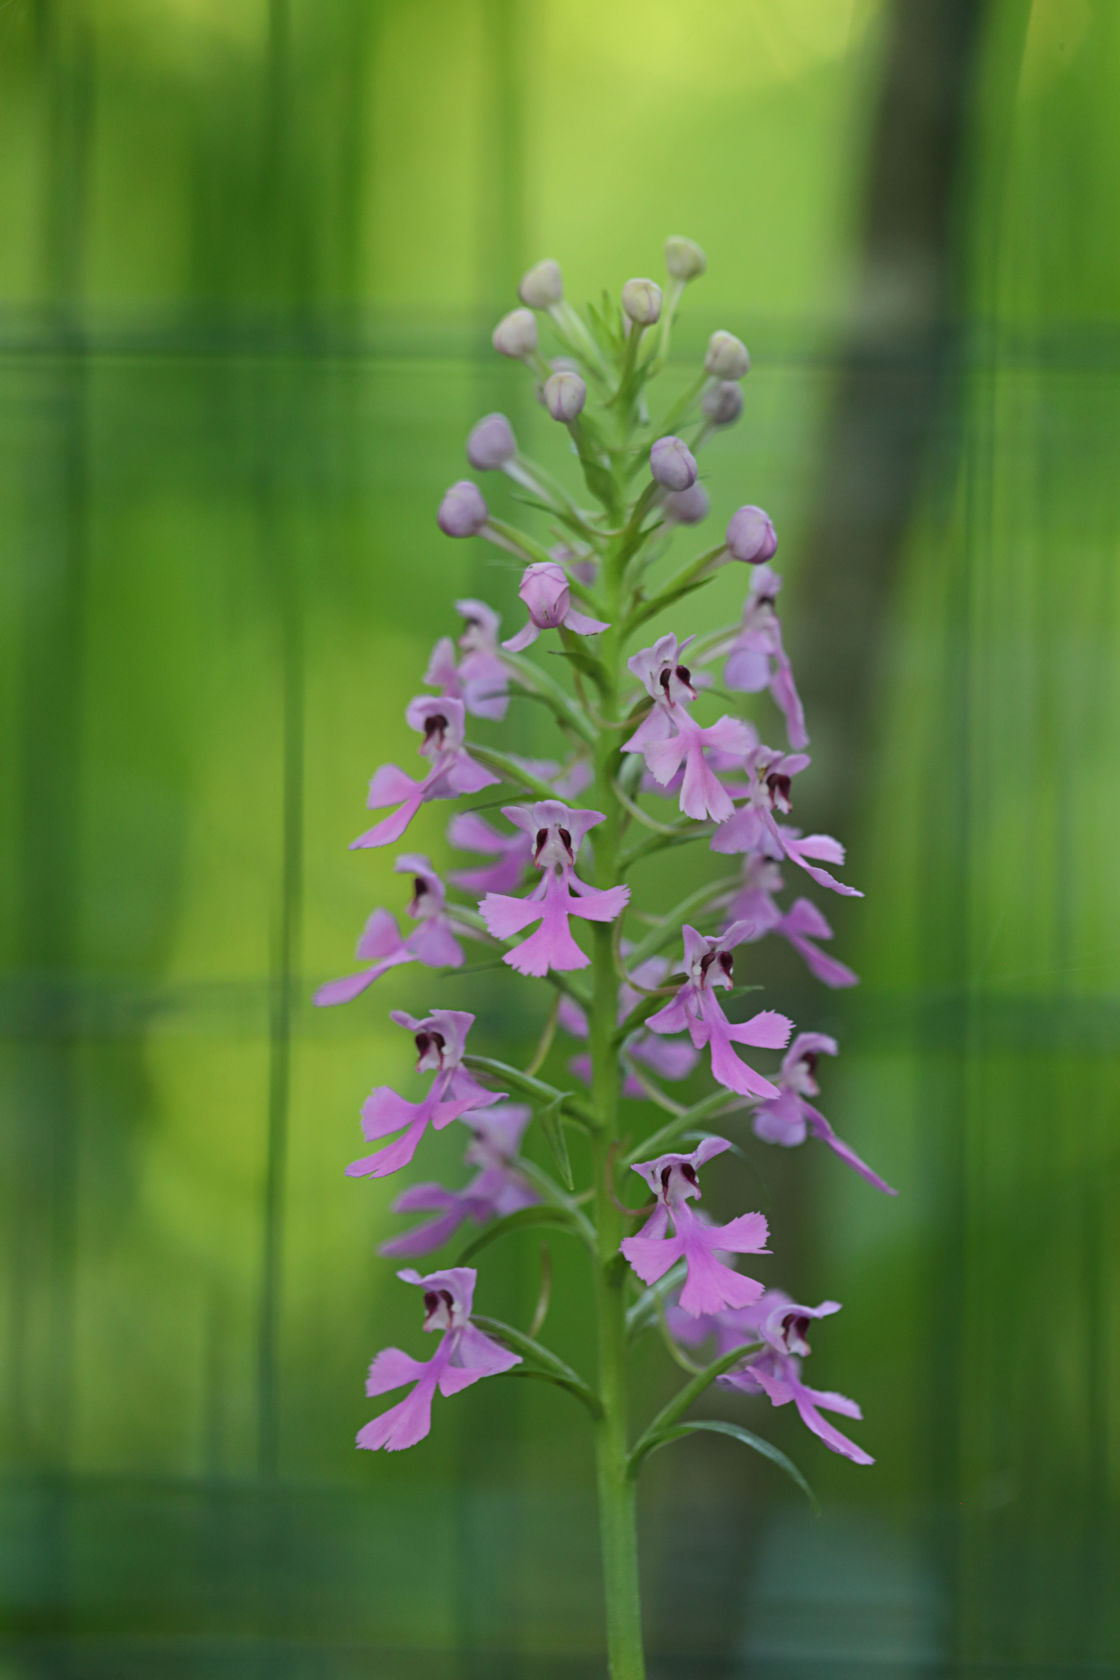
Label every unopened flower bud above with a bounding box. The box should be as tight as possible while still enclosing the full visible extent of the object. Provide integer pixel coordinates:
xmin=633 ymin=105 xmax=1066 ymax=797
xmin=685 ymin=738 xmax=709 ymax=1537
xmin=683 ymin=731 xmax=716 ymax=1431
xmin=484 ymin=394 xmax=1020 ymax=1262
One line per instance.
xmin=543 ymin=370 xmax=586 ymax=422
xmin=621 ymin=277 xmax=662 ymax=326
xmin=704 ymin=330 xmax=750 ymax=380
xmin=438 ymin=480 xmax=489 ymax=538
xmin=663 ymin=482 xmax=710 ymax=525
xmin=518 ymin=259 xmax=564 ymax=310
xmin=492 ymin=308 xmax=538 ymax=359
xmin=466 ymin=412 xmax=517 ymax=471
xmin=665 ymin=236 xmax=707 ymax=282
xmin=725 ymin=504 xmax=778 ymax=564
xmin=649 ymin=436 xmax=698 ymax=492
xmin=702 ymin=381 xmax=744 ymax=427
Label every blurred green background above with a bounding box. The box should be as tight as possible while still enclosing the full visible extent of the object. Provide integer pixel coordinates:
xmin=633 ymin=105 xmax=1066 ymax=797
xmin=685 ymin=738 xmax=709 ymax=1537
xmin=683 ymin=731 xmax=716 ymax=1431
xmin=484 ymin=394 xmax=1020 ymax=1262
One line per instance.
xmin=1 ymin=1 xmax=1118 ymax=1675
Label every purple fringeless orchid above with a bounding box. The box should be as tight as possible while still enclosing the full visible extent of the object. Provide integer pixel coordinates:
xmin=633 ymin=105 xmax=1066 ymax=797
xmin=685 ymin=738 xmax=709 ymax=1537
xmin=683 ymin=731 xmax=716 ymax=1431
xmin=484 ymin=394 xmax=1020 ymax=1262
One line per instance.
xmin=478 ymin=801 xmax=629 ymax=976
xmin=646 ymin=923 xmax=792 ymax=1098
xmin=502 ymin=561 xmax=610 ymax=652
xmin=620 ymin=1137 xmax=769 ymax=1317
xmin=724 ymin=856 xmax=858 ymax=989
xmin=358 ymin=1267 xmax=521 ymax=1452
xmin=424 ymin=598 xmax=509 ymax=722
xmin=622 ymin=634 xmax=754 ymax=822
xmin=716 ymin=565 xmax=807 ymax=750
xmin=752 ymin=1033 xmax=896 ymax=1195
xmin=718 ymin=1293 xmax=873 ymax=1466
xmin=711 ymin=741 xmax=862 ymax=898
xmin=313 ymin=855 xmax=467 ymax=1007
xmin=352 ymin=696 xmax=498 ymax=850
xmin=557 ymin=955 xmax=701 ymax=1096
xmin=380 ymin=1104 xmax=537 ymax=1258
xmin=347 ymin=1008 xmax=503 ymax=1180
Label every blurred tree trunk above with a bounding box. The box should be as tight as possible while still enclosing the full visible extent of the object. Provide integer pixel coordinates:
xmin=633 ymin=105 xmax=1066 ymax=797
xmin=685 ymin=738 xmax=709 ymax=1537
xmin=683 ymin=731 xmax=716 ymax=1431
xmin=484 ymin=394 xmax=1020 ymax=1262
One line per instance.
xmin=795 ymin=0 xmax=998 ymax=825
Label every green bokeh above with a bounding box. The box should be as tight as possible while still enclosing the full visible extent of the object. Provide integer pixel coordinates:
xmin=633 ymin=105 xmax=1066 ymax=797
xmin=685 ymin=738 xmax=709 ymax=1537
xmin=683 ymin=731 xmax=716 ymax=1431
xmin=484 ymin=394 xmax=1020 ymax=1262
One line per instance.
xmin=1 ymin=2 xmax=1117 ymax=1675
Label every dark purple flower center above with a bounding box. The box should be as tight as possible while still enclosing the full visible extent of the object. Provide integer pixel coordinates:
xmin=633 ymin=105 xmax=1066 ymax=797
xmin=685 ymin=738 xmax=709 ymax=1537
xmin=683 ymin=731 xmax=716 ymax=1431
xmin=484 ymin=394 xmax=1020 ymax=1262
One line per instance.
xmin=779 ymin=1311 xmax=812 ymax=1355
xmin=423 ymin=1287 xmax=457 ymax=1328
xmin=414 ymin=1029 xmax=446 ymax=1060
xmin=699 ymin=949 xmax=734 ymax=984
xmin=423 ymin=713 xmax=448 ymax=747
xmin=766 ymin=771 xmax=792 ymax=807
xmin=801 ymin=1052 xmax=818 ymax=1078
xmin=413 ymin=876 xmax=428 ymax=900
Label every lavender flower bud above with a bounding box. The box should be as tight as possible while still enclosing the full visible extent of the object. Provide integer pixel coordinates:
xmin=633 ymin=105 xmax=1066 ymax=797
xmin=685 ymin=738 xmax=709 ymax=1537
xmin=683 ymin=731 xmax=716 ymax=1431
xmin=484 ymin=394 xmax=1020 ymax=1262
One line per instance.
xmin=518 ymin=259 xmax=564 ymax=310
xmin=665 ymin=235 xmax=707 ymax=281
xmin=621 ymin=277 xmax=662 ymax=326
xmin=663 ymin=482 xmax=710 ymax=525
xmin=702 ymin=381 xmax=744 ymax=427
xmin=438 ymin=480 xmax=489 ymax=538
xmin=704 ymin=330 xmax=751 ymax=380
xmin=466 ymin=412 xmax=517 ymax=471
xmin=543 ymin=370 xmax=586 ymax=422
xmin=650 ymin=436 xmax=698 ymax=492
xmin=725 ymin=504 xmax=777 ymax=564
xmin=492 ymin=308 xmax=538 ymax=359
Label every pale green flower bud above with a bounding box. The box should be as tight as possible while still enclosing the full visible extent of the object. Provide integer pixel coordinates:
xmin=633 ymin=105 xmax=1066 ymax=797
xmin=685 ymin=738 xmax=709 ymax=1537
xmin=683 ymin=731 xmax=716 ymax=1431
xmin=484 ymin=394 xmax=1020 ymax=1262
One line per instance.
xmin=704 ymin=330 xmax=750 ymax=380
xmin=492 ymin=307 xmax=539 ymax=360
xmin=665 ymin=236 xmax=707 ymax=282
xmin=621 ymin=277 xmax=662 ymax=327
xmin=518 ymin=259 xmax=564 ymax=310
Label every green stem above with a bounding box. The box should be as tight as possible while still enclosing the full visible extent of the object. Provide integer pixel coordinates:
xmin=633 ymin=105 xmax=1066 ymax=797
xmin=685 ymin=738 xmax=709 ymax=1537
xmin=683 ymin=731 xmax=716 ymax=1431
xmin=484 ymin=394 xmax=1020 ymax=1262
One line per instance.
xmin=588 ymin=556 xmax=646 ymax=1678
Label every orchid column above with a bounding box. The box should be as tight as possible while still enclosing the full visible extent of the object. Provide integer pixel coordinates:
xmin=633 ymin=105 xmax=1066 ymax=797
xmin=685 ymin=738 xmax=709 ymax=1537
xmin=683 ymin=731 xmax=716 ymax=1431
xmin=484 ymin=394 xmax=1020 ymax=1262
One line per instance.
xmin=320 ymin=239 xmax=894 ymax=1680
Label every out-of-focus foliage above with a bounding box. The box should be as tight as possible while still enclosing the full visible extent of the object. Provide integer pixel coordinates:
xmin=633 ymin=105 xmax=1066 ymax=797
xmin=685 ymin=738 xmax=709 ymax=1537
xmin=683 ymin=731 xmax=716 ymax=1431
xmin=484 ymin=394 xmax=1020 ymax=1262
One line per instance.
xmin=0 ymin=1 xmax=1116 ymax=1674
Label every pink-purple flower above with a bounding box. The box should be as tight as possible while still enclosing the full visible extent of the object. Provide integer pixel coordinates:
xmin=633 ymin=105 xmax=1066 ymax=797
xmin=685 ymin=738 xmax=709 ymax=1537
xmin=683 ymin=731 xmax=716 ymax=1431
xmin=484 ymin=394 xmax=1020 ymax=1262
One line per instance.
xmin=723 ymin=857 xmax=858 ymax=989
xmin=314 ymin=855 xmax=466 ymax=1007
xmin=478 ymin=802 xmax=630 ymax=977
xmin=711 ymin=743 xmax=862 ymax=898
xmin=646 ymin=924 xmax=792 ymax=1098
xmin=752 ymin=1033 xmax=895 ymax=1194
xmin=620 ymin=1137 xmax=769 ymax=1317
xmin=380 ymin=1105 xmax=537 ymax=1257
xmin=347 ymin=1008 xmax=503 ymax=1180
xmin=718 ymin=1292 xmax=873 ymax=1465
xmin=358 ymin=1266 xmax=520 ymax=1452
xmin=352 ymin=696 xmax=498 ymax=850
xmin=557 ymin=955 xmax=700 ymax=1095
xmin=623 ymin=634 xmax=753 ymax=822
xmin=424 ymin=599 xmax=509 ymax=722
xmin=502 ymin=562 xmax=610 ymax=653
xmin=718 ymin=565 xmax=807 ymax=749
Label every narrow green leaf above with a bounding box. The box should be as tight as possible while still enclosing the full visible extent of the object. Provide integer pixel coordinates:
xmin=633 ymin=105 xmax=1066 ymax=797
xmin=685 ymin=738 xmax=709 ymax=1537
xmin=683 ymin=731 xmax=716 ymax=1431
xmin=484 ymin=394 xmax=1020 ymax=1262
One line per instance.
xmin=468 ymin=748 xmax=563 ymax=804
xmin=463 ymin=1054 xmax=599 ymax=1130
xmin=472 ymin=1315 xmax=602 ymax=1418
xmin=637 ymin=1420 xmax=819 ymax=1512
xmin=629 ymin=1341 xmax=765 ymax=1470
xmin=456 ymin=1203 xmax=584 ymax=1264
xmin=624 ymin=1089 xmax=735 ymax=1166
xmin=537 ymin=1093 xmax=575 ymax=1190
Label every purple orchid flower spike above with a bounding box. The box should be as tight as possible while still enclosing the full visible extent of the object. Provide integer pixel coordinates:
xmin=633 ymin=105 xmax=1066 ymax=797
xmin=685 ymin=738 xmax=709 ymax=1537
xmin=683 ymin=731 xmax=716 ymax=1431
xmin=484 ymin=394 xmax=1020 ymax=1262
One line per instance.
xmin=478 ymin=801 xmax=630 ymax=976
xmin=558 ymin=955 xmax=701 ymax=1095
xmin=622 ymin=634 xmax=753 ymax=822
xmin=646 ymin=924 xmax=792 ymax=1098
xmin=424 ymin=599 xmax=509 ymax=722
xmin=718 ymin=1293 xmax=874 ymax=1465
xmin=314 ymin=855 xmax=466 ymax=1007
xmin=352 ymin=696 xmax=499 ymax=850
xmin=502 ymin=561 xmax=610 ymax=652
xmin=347 ymin=1009 xmax=503 ymax=1180
xmin=620 ymin=1137 xmax=770 ymax=1317
xmin=380 ymin=1104 xmax=537 ymax=1258
xmin=718 ymin=566 xmax=807 ymax=750
xmin=358 ymin=1266 xmax=521 ymax=1452
xmin=752 ymin=1033 xmax=895 ymax=1194
xmin=711 ymin=743 xmax=862 ymax=898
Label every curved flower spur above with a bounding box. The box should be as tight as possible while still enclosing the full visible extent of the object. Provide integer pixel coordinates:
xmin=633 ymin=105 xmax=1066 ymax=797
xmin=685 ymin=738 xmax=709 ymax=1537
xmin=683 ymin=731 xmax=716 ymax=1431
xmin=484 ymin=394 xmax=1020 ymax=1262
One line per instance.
xmin=317 ymin=238 xmax=895 ymax=1679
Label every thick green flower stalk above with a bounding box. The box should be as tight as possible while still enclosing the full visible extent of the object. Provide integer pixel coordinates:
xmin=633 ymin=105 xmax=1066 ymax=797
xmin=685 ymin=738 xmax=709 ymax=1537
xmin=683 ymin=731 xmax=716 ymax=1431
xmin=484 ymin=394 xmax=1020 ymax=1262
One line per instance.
xmin=317 ymin=239 xmax=895 ymax=1678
